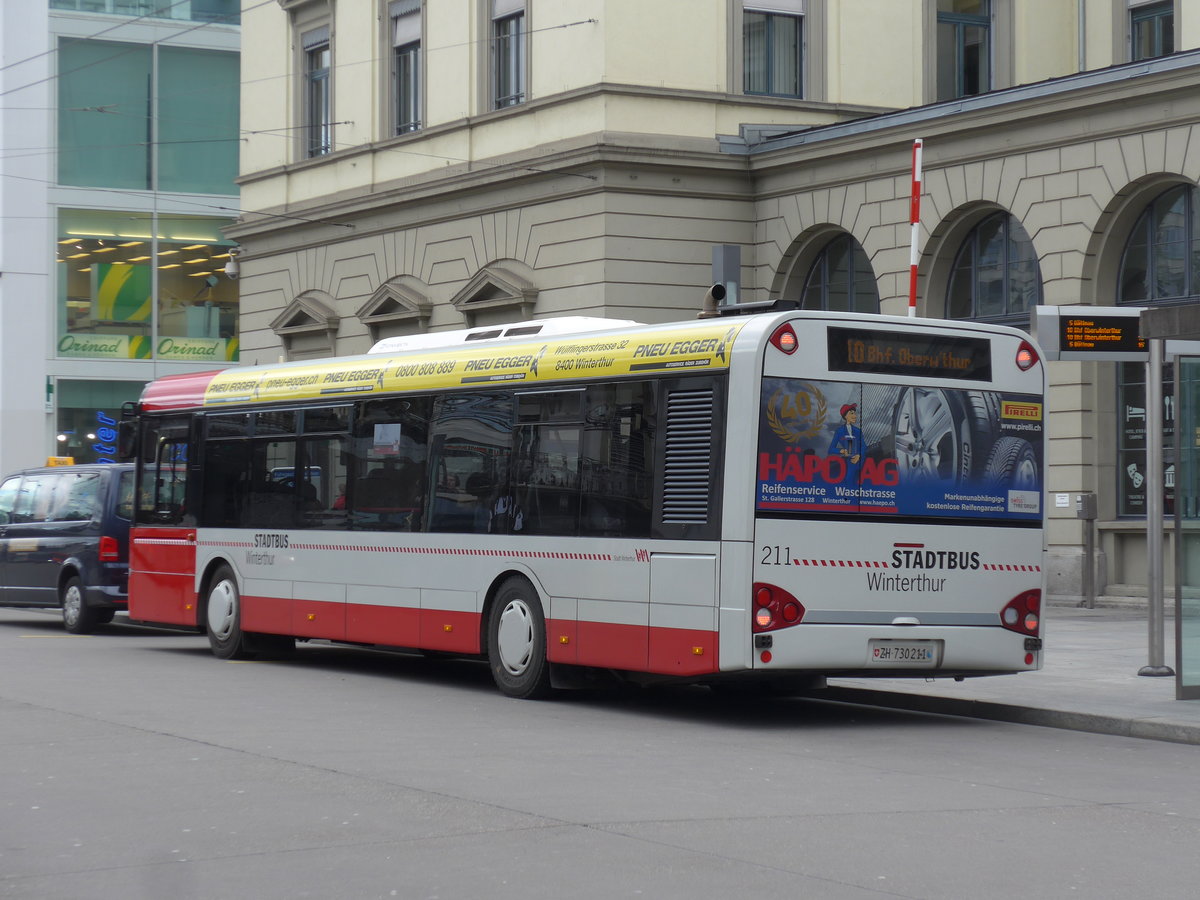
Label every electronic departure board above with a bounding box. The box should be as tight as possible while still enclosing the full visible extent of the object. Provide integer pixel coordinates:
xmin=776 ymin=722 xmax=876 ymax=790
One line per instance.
xmin=827 ymin=327 xmax=991 ymax=381
xmin=1058 ymin=313 xmax=1145 ymax=355
xmin=1032 ymin=305 xmax=1149 ymax=361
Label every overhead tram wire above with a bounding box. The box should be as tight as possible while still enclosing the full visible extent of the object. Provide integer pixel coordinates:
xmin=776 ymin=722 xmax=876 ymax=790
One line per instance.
xmin=2 ymin=12 xmax=600 ymax=209
xmin=2 ymin=12 xmax=594 ymax=101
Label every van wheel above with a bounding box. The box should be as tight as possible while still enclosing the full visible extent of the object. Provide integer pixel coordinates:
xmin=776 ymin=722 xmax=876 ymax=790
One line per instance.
xmin=205 ymin=565 xmax=256 ymax=660
xmin=487 ymin=577 xmax=552 ymax=699
xmin=62 ymin=576 xmax=98 ymax=635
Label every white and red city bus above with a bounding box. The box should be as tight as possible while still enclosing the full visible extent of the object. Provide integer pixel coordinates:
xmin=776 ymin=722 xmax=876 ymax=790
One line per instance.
xmin=126 ymin=303 xmax=1046 ymax=698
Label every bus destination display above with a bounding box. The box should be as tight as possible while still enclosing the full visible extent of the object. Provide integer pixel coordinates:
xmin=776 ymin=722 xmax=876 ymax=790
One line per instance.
xmin=827 ymin=327 xmax=991 ymax=381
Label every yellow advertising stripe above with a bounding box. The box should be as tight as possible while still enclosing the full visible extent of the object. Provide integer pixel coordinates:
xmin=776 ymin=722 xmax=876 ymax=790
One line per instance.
xmin=204 ymin=320 xmax=747 ymax=407
xmin=93 ymin=265 xmax=131 ymax=320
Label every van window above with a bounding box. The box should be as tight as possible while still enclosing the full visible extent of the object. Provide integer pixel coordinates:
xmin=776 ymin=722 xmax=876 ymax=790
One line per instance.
xmin=13 ymin=474 xmax=58 ymax=523
xmin=48 ymin=472 xmax=102 ymax=522
xmin=0 ymin=476 xmax=19 ymax=525
xmin=116 ymin=470 xmax=135 ymax=520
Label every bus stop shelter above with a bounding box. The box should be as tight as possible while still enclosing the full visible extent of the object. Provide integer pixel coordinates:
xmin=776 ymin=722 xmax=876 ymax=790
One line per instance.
xmin=1141 ymin=303 xmax=1200 ymax=700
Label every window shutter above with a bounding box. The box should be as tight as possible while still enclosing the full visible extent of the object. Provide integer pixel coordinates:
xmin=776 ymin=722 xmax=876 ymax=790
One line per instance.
xmin=492 ymin=0 xmax=524 ymax=19
xmin=391 ymin=0 xmax=420 ymax=46
xmin=301 ymin=25 xmax=329 ymax=50
xmin=745 ymin=0 xmax=805 ymax=13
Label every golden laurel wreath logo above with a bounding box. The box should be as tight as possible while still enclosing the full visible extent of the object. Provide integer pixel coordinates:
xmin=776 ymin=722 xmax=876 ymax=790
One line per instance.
xmin=766 ymin=383 xmax=827 ymax=443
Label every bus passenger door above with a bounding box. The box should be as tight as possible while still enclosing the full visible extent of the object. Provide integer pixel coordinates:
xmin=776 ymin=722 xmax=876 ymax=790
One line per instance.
xmin=130 ymin=423 xmax=198 ymax=627
xmin=648 ymin=552 xmax=719 ymax=676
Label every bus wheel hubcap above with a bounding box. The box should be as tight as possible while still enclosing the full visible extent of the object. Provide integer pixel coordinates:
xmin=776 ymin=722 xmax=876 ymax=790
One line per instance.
xmin=207 ymin=581 xmax=236 ymax=639
xmin=497 ymin=600 xmax=534 ymax=676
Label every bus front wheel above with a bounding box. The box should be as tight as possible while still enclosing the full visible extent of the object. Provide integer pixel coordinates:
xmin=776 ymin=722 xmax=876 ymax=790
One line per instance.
xmin=205 ymin=565 xmax=256 ymax=660
xmin=487 ymin=577 xmax=552 ymax=699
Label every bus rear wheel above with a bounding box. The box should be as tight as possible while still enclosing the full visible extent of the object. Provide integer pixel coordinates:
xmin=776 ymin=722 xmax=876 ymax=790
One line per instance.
xmin=487 ymin=577 xmax=552 ymax=699
xmin=205 ymin=565 xmax=257 ymax=660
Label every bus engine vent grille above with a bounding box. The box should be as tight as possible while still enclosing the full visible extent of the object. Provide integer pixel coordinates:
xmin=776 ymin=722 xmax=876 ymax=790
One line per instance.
xmin=662 ymin=388 xmax=714 ymax=524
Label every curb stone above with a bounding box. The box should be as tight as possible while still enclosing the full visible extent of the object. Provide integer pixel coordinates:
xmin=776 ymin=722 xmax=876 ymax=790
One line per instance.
xmin=817 ymin=686 xmax=1200 ymax=746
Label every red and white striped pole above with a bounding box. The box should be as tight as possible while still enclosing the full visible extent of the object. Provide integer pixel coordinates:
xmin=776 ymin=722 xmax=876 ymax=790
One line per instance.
xmin=908 ymin=138 xmax=923 ymax=317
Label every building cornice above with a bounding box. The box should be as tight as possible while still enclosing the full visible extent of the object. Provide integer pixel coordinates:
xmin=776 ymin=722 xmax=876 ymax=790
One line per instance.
xmin=226 ymin=134 xmax=753 ymax=248
xmin=236 ymin=80 xmax=890 ymax=190
xmin=731 ymin=49 xmax=1200 ymax=158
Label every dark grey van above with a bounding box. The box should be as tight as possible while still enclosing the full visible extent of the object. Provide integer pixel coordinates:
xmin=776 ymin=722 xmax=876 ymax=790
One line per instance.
xmin=0 ymin=464 xmax=134 ymax=633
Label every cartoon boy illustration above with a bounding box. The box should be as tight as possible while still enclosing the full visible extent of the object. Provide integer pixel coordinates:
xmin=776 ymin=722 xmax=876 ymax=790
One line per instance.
xmin=828 ymin=402 xmax=864 ymax=484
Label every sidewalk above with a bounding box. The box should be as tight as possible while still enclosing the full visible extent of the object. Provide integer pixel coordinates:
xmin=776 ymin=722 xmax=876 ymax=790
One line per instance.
xmin=823 ymin=604 xmax=1200 ymax=744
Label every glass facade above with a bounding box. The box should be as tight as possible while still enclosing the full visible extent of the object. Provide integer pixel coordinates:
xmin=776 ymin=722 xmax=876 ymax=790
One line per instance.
xmin=57 ymin=208 xmax=239 ymax=362
xmin=54 ymin=379 xmax=147 ymax=465
xmin=58 ymin=40 xmax=239 ymax=194
xmin=49 ymin=1 xmax=240 ymax=24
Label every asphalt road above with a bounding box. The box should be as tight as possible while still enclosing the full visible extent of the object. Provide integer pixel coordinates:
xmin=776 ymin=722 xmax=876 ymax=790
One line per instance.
xmin=3 ymin=607 xmax=1199 ymax=900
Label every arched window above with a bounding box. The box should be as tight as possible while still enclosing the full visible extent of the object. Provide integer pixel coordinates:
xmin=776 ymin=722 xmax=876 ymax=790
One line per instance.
xmin=1118 ymin=185 xmax=1200 ymax=304
xmin=947 ymin=212 xmax=1042 ymax=323
xmin=1114 ymin=184 xmax=1199 ymax=518
xmin=800 ymin=234 xmax=879 ymax=313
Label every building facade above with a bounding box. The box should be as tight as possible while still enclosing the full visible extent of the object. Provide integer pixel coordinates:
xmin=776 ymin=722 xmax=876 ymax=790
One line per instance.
xmin=0 ymin=0 xmax=242 ymax=475
xmin=204 ymin=0 xmax=1195 ymax=597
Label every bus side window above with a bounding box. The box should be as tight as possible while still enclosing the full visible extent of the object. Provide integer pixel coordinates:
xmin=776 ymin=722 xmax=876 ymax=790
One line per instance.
xmin=579 ymin=382 xmax=654 ymax=538
xmin=246 ymin=439 xmax=299 ymax=529
xmin=351 ymin=396 xmax=432 ymax=531
xmin=297 ymin=435 xmax=349 ymax=530
xmin=201 ymin=440 xmax=252 ymax=528
xmin=425 ymin=393 xmax=513 ymax=534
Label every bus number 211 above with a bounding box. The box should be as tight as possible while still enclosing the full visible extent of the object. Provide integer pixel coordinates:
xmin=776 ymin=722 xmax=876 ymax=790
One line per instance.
xmin=760 ymin=546 xmax=793 ymax=566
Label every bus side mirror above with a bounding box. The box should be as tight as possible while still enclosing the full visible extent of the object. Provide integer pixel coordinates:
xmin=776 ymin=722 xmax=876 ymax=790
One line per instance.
xmin=117 ymin=421 xmax=137 ymax=461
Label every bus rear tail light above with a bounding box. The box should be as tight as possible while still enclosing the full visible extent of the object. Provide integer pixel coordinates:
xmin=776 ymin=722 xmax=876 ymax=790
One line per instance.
xmin=1000 ymin=589 xmax=1040 ymax=636
xmin=1015 ymin=340 xmax=1039 ymax=371
xmin=753 ymin=582 xmax=805 ymax=632
xmin=99 ymin=536 xmax=120 ymax=562
xmin=770 ymin=324 xmax=798 ymax=354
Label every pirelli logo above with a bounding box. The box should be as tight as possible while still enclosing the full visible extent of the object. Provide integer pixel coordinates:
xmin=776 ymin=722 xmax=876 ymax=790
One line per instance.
xmin=1002 ymin=401 xmax=1043 ymax=421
